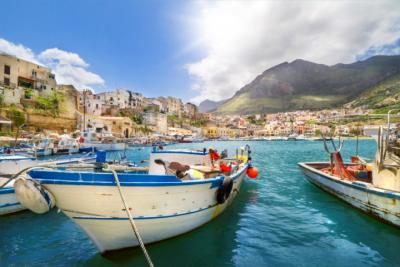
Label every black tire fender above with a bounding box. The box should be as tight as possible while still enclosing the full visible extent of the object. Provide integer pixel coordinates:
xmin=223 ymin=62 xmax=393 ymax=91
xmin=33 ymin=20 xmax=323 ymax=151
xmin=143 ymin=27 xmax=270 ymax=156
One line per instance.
xmin=216 ymin=177 xmax=233 ymax=204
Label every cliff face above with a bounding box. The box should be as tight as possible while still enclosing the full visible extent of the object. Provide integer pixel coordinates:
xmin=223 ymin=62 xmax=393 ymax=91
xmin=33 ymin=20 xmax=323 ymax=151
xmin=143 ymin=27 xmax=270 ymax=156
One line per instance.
xmin=26 ymin=113 xmax=77 ymax=132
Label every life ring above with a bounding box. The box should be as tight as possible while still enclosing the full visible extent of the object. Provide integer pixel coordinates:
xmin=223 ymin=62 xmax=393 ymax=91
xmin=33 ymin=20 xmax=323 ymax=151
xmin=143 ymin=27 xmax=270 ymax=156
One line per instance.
xmin=14 ymin=174 xmax=55 ymax=214
xmin=216 ymin=177 xmax=233 ymax=204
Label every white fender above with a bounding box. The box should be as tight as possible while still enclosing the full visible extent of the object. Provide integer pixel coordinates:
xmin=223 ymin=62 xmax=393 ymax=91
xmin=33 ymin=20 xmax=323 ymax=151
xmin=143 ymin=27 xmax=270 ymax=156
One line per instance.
xmin=14 ymin=174 xmax=55 ymax=214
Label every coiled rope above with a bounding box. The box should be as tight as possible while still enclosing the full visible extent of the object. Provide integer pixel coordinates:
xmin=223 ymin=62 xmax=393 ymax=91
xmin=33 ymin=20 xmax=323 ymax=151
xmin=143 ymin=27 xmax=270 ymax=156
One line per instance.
xmin=107 ymin=168 xmax=154 ymax=267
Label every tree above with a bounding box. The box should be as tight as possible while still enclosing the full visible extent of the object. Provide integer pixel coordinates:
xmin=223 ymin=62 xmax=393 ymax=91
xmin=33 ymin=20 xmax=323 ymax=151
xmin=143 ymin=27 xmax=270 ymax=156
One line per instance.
xmin=24 ymin=89 xmax=33 ymax=99
xmin=0 ymin=94 xmax=4 ymax=107
xmin=8 ymin=105 xmax=26 ymax=150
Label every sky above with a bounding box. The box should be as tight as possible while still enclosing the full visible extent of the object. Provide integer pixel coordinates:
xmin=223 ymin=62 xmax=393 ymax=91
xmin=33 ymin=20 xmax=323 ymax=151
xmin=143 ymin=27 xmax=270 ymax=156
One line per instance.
xmin=1 ymin=0 xmax=400 ymax=104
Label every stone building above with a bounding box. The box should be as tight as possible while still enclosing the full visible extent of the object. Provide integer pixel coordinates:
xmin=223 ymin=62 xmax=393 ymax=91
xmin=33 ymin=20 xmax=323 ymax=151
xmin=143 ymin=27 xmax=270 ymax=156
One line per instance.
xmin=0 ymin=53 xmax=57 ymax=105
xmin=143 ymin=111 xmax=167 ymax=134
xmin=184 ymin=102 xmax=198 ymax=119
xmin=84 ymin=115 xmax=135 ymax=138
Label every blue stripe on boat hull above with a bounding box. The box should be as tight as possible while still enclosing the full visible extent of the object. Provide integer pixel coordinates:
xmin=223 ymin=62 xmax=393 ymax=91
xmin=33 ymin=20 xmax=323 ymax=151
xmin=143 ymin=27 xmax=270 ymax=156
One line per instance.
xmin=0 ymin=188 xmax=15 ymax=195
xmin=72 ymin=204 xmax=217 ymax=221
xmin=0 ymin=202 xmax=20 ymax=209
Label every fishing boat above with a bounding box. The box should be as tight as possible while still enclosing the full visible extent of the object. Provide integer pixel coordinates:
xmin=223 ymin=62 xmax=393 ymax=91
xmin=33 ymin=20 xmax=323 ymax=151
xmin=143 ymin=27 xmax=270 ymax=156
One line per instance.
xmin=0 ymin=154 xmax=38 ymax=176
xmin=79 ymin=130 xmax=126 ymax=151
xmin=0 ymin=153 xmax=96 ymax=215
xmin=29 ymin=138 xmax=53 ymax=156
xmin=0 ymin=153 xmax=96 ymax=176
xmin=298 ymin=110 xmax=400 ymax=227
xmin=53 ymin=134 xmax=80 ymax=155
xmin=14 ymin=146 xmax=258 ymax=253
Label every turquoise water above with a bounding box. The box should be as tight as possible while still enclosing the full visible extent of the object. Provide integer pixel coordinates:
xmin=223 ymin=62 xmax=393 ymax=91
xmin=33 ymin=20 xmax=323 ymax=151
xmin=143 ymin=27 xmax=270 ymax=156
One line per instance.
xmin=2 ymin=140 xmax=400 ymax=267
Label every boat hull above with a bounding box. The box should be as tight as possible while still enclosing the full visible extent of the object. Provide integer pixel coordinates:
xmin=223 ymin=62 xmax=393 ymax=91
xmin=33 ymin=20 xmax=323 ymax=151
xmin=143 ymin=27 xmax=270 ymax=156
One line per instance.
xmin=298 ymin=162 xmax=400 ymax=227
xmin=31 ymin=166 xmax=247 ymax=252
xmin=0 ymin=179 xmax=25 ymax=215
xmin=0 ymin=158 xmax=37 ymax=176
xmin=81 ymin=142 xmax=126 ymax=151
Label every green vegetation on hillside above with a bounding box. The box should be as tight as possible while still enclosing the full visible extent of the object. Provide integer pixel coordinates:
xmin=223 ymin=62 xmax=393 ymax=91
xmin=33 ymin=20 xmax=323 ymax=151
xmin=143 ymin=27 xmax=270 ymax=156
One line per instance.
xmin=36 ymin=91 xmax=64 ymax=117
xmin=216 ymin=92 xmax=346 ymax=115
xmin=350 ymin=74 xmax=400 ymax=114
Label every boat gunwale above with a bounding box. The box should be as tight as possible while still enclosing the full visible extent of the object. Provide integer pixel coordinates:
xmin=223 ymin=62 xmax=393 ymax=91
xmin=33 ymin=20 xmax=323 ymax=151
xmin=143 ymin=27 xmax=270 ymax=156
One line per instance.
xmin=151 ymin=150 xmax=208 ymax=155
xmin=298 ymin=162 xmax=400 ymax=200
xmin=28 ymin=163 xmax=248 ymax=187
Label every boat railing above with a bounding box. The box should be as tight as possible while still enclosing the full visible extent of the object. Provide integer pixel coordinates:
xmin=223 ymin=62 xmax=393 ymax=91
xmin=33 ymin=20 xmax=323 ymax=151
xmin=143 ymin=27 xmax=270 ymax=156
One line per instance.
xmin=375 ymin=109 xmax=400 ymax=168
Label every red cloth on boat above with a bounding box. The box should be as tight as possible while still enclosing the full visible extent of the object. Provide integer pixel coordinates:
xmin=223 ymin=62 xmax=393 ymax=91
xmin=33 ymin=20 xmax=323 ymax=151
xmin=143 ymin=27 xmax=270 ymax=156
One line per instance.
xmin=210 ymin=150 xmax=220 ymax=161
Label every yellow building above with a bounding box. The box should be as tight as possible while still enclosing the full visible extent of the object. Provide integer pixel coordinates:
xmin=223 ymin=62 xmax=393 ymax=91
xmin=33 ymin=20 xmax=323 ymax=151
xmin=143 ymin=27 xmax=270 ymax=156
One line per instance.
xmin=168 ymin=127 xmax=192 ymax=136
xmin=203 ymin=126 xmax=218 ymax=138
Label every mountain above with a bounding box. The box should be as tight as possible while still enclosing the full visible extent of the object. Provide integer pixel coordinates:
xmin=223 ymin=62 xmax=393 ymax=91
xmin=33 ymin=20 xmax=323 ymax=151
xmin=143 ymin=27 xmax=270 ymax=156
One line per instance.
xmin=199 ymin=99 xmax=227 ymax=112
xmin=214 ymin=55 xmax=400 ymax=114
xmin=347 ymin=73 xmax=400 ymax=113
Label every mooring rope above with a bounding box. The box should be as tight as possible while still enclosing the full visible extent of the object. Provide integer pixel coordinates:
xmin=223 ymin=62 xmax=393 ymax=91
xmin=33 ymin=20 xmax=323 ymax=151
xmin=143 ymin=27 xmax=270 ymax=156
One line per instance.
xmin=107 ymin=168 xmax=154 ymax=267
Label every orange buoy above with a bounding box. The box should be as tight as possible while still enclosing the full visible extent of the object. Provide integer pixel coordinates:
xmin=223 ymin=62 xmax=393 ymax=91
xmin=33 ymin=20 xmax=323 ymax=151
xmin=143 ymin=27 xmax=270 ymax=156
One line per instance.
xmin=247 ymin=166 xmax=259 ymax=179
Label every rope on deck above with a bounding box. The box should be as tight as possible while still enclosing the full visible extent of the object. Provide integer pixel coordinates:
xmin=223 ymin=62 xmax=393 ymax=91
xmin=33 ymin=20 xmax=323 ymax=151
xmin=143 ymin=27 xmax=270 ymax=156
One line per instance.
xmin=107 ymin=168 xmax=154 ymax=267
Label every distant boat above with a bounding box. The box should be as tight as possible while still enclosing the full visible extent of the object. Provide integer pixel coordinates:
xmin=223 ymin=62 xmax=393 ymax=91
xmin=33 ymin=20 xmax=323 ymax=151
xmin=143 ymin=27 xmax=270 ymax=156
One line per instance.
xmin=79 ymin=130 xmax=126 ymax=151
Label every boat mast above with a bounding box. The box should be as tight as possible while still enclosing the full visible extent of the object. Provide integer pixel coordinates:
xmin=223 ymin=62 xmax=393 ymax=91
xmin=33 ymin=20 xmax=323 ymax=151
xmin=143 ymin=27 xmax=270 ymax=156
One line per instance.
xmin=83 ymin=89 xmax=87 ymax=132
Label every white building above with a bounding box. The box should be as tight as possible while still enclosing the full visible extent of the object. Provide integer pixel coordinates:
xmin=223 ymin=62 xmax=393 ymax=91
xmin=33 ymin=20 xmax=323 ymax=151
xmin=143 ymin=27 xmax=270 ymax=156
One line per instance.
xmin=143 ymin=111 xmax=167 ymax=134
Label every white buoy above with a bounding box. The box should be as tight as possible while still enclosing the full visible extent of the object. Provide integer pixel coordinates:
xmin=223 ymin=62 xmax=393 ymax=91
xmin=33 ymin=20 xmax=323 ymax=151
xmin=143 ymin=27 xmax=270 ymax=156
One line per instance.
xmin=14 ymin=174 xmax=55 ymax=214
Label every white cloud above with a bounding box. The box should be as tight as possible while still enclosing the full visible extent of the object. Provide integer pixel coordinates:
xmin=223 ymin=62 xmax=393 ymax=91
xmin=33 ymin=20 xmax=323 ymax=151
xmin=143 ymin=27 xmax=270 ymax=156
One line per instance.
xmin=39 ymin=48 xmax=89 ymax=67
xmin=0 ymin=39 xmax=104 ymax=91
xmin=38 ymin=48 xmax=104 ymax=90
xmin=184 ymin=0 xmax=400 ymax=104
xmin=0 ymin=39 xmax=39 ymax=64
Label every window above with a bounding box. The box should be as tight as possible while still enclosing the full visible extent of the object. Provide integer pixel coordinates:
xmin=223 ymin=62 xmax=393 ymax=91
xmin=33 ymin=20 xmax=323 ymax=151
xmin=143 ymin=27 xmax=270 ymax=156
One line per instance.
xmin=4 ymin=77 xmax=10 ymax=86
xmin=4 ymin=65 xmax=10 ymax=75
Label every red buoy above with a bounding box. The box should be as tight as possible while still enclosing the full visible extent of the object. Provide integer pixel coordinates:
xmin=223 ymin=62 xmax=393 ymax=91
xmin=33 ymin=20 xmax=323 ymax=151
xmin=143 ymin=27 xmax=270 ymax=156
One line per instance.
xmin=247 ymin=167 xmax=259 ymax=179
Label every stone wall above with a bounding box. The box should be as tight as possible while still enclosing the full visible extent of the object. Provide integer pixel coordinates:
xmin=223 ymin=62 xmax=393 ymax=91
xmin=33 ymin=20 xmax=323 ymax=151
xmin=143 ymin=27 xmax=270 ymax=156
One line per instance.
xmin=26 ymin=113 xmax=77 ymax=133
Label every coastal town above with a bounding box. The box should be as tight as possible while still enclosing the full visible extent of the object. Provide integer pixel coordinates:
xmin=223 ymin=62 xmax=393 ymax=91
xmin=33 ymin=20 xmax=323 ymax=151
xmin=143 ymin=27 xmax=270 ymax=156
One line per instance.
xmin=0 ymin=52 xmax=375 ymax=144
xmin=3 ymin=1 xmax=400 ymax=266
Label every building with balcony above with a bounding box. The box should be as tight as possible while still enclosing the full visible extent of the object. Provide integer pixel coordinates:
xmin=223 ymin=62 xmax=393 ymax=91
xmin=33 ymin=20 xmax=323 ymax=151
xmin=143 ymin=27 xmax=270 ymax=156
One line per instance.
xmin=0 ymin=53 xmax=57 ymax=100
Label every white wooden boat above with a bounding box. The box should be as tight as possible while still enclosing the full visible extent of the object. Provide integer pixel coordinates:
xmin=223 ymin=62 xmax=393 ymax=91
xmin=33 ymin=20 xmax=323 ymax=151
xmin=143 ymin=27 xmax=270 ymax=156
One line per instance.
xmin=79 ymin=130 xmax=126 ymax=151
xmin=298 ymin=161 xmax=400 ymax=226
xmin=299 ymin=114 xmax=400 ymax=227
xmin=15 ymin=147 xmax=255 ymax=253
xmin=0 ymin=154 xmax=38 ymax=176
xmin=53 ymin=134 xmax=80 ymax=155
xmin=0 ymin=153 xmax=96 ymax=215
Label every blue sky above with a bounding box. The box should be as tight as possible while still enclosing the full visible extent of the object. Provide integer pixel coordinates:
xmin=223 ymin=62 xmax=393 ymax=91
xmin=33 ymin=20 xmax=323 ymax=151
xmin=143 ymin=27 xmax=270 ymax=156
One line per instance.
xmin=1 ymin=1 xmax=399 ymax=104
xmin=0 ymin=0 xmax=199 ymax=99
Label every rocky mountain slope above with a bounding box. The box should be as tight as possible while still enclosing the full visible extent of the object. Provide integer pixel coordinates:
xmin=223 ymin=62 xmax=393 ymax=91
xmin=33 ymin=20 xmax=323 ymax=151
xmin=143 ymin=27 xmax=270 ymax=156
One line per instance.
xmin=214 ymin=55 xmax=400 ymax=114
xmin=198 ymin=99 xmax=227 ymax=112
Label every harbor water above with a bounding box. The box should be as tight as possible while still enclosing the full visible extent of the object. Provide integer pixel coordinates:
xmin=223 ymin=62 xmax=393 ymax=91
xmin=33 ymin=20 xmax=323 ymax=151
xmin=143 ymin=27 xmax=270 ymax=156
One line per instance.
xmin=1 ymin=140 xmax=400 ymax=267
